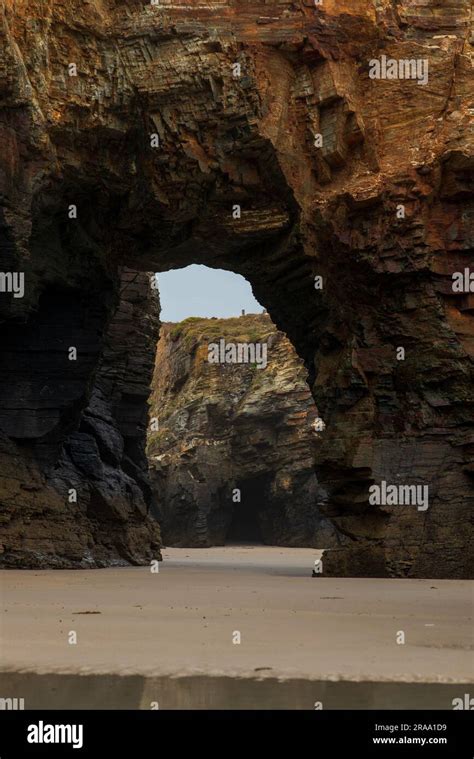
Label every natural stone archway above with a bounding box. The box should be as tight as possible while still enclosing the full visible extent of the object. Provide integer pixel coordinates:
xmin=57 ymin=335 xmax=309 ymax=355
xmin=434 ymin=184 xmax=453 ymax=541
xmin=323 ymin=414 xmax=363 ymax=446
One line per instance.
xmin=0 ymin=1 xmax=472 ymax=576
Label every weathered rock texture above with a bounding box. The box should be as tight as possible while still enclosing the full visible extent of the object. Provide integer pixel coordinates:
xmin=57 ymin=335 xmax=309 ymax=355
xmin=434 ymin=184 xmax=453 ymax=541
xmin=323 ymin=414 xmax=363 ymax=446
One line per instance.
xmin=0 ymin=267 xmax=162 ymax=567
xmin=0 ymin=0 xmax=472 ymax=575
xmin=148 ymin=314 xmax=338 ymax=547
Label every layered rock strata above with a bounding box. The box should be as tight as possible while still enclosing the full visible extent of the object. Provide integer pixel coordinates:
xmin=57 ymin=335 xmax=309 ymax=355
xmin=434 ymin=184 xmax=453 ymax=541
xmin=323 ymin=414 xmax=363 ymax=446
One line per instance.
xmin=0 ymin=0 xmax=472 ymax=575
xmin=0 ymin=268 xmax=162 ymax=567
xmin=148 ymin=314 xmax=338 ymax=547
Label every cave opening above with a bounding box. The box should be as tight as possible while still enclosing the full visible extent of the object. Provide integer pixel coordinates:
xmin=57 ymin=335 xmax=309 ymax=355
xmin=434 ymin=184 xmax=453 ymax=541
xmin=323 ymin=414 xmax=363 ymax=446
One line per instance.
xmin=0 ymin=285 xmax=109 ymax=462
xmin=147 ymin=265 xmax=328 ymax=550
xmin=226 ymin=476 xmax=266 ymax=545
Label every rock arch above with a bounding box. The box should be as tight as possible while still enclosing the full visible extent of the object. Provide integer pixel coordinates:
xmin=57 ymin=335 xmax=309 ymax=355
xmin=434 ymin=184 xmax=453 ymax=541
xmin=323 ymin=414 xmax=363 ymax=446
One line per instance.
xmin=0 ymin=1 xmax=472 ymax=576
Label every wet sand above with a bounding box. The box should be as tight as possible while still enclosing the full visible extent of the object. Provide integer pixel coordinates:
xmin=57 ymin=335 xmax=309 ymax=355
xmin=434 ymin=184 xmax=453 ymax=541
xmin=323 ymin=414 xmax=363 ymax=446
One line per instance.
xmin=1 ymin=546 xmax=473 ymax=708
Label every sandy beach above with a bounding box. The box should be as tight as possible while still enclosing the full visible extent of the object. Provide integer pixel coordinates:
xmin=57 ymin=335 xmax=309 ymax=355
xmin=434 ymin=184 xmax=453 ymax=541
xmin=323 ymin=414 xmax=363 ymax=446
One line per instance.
xmin=1 ymin=546 xmax=473 ymax=708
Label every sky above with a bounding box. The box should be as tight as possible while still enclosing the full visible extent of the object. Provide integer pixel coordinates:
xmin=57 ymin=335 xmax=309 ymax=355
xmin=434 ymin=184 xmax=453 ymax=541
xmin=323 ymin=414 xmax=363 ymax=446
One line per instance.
xmin=156 ymin=265 xmax=263 ymax=322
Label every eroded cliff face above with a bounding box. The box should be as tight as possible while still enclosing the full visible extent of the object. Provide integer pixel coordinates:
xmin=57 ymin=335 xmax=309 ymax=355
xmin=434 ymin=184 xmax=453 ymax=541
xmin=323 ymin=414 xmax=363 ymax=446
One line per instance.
xmin=148 ymin=314 xmax=338 ymax=547
xmin=0 ymin=0 xmax=472 ymax=575
xmin=0 ymin=268 xmax=162 ymax=567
